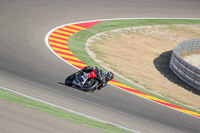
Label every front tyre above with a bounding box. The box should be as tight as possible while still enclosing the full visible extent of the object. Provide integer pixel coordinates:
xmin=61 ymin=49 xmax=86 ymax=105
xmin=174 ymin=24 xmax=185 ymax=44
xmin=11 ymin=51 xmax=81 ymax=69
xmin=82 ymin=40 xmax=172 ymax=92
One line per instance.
xmin=82 ymin=79 xmax=99 ymax=92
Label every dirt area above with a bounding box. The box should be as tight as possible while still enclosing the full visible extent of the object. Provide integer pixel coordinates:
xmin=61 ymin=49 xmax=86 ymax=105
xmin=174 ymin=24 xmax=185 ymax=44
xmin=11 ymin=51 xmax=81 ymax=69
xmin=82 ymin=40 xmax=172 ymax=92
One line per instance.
xmin=86 ymin=24 xmax=200 ymax=110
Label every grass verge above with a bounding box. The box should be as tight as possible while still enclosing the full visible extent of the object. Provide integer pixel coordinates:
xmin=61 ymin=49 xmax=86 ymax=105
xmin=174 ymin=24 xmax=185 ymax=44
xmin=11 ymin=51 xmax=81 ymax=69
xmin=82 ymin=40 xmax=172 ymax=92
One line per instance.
xmin=68 ymin=19 xmax=200 ymax=114
xmin=0 ymin=88 xmax=133 ymax=133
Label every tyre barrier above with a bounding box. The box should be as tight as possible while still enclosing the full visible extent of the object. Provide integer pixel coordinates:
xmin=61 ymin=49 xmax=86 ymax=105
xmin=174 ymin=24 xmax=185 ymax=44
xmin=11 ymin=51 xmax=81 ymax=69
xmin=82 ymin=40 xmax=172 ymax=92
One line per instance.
xmin=170 ymin=39 xmax=200 ymax=90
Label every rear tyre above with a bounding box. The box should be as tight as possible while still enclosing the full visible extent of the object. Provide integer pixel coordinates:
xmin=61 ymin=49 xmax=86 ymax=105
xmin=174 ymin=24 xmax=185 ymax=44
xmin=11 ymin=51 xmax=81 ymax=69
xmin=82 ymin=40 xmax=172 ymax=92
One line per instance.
xmin=65 ymin=74 xmax=76 ymax=86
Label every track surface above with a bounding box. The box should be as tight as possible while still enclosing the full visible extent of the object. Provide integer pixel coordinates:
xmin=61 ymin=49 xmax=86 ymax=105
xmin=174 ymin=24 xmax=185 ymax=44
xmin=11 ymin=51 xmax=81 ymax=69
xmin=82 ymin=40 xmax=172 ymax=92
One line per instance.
xmin=1 ymin=0 xmax=200 ymax=133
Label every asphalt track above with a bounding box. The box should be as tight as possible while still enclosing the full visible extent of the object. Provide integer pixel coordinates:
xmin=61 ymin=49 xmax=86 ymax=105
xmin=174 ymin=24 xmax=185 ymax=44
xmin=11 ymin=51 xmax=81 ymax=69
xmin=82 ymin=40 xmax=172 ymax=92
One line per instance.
xmin=1 ymin=0 xmax=200 ymax=133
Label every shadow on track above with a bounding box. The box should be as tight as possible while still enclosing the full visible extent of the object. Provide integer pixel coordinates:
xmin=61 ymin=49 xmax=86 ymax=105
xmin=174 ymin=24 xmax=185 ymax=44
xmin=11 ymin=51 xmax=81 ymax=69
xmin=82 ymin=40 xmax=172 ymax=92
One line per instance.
xmin=58 ymin=82 xmax=94 ymax=93
xmin=58 ymin=82 xmax=66 ymax=86
xmin=153 ymin=50 xmax=200 ymax=95
xmin=58 ymin=82 xmax=82 ymax=91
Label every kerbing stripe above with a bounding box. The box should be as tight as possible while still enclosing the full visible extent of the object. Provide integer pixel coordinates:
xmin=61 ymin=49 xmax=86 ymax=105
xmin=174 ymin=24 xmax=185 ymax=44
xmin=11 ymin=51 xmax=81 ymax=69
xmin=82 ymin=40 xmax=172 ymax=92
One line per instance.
xmin=54 ymin=29 xmax=73 ymax=36
xmin=153 ymin=100 xmax=189 ymax=110
xmin=58 ymin=28 xmax=76 ymax=34
xmin=68 ymin=25 xmax=86 ymax=30
xmin=62 ymin=57 xmax=85 ymax=64
xmin=57 ymin=53 xmax=81 ymax=61
xmin=55 ymin=51 xmax=75 ymax=57
xmin=52 ymin=47 xmax=71 ymax=54
xmin=49 ymin=37 xmax=68 ymax=44
xmin=110 ymin=82 xmax=135 ymax=89
xmin=50 ymin=36 xmax=68 ymax=41
xmin=50 ymin=44 xmax=68 ymax=49
xmin=49 ymin=40 xmax=68 ymax=45
xmin=60 ymin=27 xmax=79 ymax=32
xmin=67 ymin=61 xmax=87 ymax=67
xmin=53 ymin=32 xmax=71 ymax=37
xmin=51 ymin=33 xmax=69 ymax=39
xmin=73 ymin=65 xmax=85 ymax=69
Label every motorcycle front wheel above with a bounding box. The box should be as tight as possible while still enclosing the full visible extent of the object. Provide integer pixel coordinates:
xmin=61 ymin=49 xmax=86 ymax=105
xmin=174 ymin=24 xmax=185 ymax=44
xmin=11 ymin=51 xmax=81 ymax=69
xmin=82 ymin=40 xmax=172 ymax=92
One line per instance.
xmin=82 ymin=79 xmax=99 ymax=92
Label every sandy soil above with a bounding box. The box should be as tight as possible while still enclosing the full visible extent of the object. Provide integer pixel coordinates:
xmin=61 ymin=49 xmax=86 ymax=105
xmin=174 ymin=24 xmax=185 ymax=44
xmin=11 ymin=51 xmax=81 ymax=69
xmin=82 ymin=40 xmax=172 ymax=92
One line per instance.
xmin=86 ymin=24 xmax=200 ymax=110
xmin=182 ymin=54 xmax=200 ymax=68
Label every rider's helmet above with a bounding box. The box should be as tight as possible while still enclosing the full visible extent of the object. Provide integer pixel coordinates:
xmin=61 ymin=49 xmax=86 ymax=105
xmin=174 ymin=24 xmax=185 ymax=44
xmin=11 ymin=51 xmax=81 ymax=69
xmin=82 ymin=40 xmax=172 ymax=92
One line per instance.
xmin=106 ymin=71 xmax=114 ymax=81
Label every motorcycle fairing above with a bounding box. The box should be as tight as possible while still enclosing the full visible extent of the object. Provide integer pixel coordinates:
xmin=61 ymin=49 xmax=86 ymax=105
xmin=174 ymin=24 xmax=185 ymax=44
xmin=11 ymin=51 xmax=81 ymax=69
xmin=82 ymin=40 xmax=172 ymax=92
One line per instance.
xmin=96 ymin=70 xmax=106 ymax=81
xmin=88 ymin=70 xmax=97 ymax=78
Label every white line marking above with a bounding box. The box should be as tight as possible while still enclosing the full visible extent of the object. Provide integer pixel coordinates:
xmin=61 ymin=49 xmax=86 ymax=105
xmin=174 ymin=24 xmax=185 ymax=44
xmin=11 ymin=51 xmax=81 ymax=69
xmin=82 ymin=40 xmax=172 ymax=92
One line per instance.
xmin=0 ymin=86 xmax=139 ymax=133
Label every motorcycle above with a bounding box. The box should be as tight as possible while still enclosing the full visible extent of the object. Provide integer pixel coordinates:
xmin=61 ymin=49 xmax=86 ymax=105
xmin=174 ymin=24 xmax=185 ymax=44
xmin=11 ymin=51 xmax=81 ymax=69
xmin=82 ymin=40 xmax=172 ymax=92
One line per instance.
xmin=65 ymin=69 xmax=105 ymax=92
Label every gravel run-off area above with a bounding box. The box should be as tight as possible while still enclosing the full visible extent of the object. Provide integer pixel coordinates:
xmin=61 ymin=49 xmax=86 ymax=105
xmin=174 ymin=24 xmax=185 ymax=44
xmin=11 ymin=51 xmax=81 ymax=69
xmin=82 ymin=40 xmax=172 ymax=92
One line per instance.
xmin=86 ymin=24 xmax=200 ymax=110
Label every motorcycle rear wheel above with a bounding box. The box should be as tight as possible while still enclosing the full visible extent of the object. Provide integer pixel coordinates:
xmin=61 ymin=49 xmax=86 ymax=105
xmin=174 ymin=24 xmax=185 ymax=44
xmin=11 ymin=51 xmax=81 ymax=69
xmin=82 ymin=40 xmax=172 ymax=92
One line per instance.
xmin=65 ymin=74 xmax=76 ymax=86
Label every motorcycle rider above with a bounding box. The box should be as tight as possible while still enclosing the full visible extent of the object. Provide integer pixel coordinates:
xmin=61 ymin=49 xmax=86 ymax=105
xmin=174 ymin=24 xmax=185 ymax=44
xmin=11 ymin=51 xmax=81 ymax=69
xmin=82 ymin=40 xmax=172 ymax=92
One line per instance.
xmin=75 ymin=66 xmax=114 ymax=90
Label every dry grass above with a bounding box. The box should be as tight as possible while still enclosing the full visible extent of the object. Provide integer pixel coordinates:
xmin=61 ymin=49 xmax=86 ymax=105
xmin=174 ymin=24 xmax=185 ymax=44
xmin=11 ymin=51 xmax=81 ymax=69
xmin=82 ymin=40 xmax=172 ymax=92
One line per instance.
xmin=88 ymin=25 xmax=200 ymax=110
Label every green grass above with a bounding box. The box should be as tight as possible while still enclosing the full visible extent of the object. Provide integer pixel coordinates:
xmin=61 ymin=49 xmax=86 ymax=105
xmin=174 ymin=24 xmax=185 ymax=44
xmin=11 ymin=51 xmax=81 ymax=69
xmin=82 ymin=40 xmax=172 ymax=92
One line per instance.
xmin=0 ymin=88 xmax=133 ymax=133
xmin=68 ymin=19 xmax=200 ymax=114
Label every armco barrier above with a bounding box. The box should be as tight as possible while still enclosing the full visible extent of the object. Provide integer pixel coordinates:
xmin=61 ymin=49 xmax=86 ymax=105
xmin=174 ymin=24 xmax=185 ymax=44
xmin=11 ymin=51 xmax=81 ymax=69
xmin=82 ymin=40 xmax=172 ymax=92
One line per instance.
xmin=170 ymin=39 xmax=200 ymax=90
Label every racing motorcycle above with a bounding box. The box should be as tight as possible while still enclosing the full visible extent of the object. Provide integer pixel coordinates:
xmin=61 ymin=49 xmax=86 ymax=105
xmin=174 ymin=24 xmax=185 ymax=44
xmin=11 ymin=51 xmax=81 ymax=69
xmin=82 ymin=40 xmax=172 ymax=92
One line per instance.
xmin=65 ymin=69 xmax=105 ymax=92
